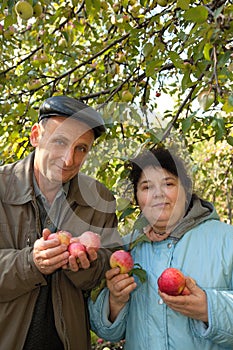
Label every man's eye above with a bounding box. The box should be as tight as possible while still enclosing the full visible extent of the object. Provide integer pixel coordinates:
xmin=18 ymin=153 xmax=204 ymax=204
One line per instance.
xmin=55 ymin=139 xmax=65 ymax=145
xmin=77 ymin=146 xmax=87 ymax=152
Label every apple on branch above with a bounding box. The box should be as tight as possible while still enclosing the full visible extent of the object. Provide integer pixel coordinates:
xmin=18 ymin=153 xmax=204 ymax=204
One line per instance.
xmin=121 ymin=90 xmax=133 ymax=102
xmin=15 ymin=1 xmax=34 ymax=20
xmin=156 ymin=0 xmax=168 ymax=7
xmin=33 ymin=3 xmax=43 ymax=18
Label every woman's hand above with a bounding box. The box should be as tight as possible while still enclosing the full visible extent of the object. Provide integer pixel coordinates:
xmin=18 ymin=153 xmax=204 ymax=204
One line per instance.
xmin=106 ymin=267 xmax=137 ymax=322
xmin=158 ymin=277 xmax=208 ymax=323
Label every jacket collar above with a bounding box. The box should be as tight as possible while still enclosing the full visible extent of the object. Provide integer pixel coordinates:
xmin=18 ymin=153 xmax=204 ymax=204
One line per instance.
xmin=130 ymin=195 xmax=220 ymax=244
xmin=3 ymin=152 xmax=35 ymax=204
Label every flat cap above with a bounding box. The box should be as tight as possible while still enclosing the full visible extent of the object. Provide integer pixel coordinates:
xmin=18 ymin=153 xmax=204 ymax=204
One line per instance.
xmin=39 ymin=95 xmax=106 ymax=139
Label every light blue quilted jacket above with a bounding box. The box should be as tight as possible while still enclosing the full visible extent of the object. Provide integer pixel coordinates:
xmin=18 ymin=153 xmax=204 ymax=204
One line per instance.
xmin=89 ymin=197 xmax=233 ymax=350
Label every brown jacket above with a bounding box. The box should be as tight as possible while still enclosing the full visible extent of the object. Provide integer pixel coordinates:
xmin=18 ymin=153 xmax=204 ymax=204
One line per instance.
xmin=0 ymin=152 xmax=121 ymax=350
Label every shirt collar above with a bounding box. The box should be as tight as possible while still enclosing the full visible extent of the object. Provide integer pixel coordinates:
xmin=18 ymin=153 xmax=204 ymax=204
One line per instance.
xmin=32 ymin=173 xmax=70 ymax=200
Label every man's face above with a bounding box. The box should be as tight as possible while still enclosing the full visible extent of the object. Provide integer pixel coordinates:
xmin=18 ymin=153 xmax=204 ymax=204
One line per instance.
xmin=31 ymin=116 xmax=94 ymax=185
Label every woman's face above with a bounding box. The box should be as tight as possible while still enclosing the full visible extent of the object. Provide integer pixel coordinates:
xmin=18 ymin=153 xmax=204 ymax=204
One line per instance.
xmin=136 ymin=166 xmax=187 ymax=234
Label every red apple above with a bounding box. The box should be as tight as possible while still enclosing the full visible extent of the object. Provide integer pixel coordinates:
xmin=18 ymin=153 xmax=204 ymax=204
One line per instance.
xmin=109 ymin=250 xmax=134 ymax=273
xmin=47 ymin=233 xmax=59 ymax=240
xmin=181 ymin=286 xmax=191 ymax=295
xmin=157 ymin=267 xmax=186 ymax=296
xmin=79 ymin=231 xmax=101 ymax=251
xmin=57 ymin=230 xmax=72 ymax=246
xmin=68 ymin=242 xmax=86 ymax=257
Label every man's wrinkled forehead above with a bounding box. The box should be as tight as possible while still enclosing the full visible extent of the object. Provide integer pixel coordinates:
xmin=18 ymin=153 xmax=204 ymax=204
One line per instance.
xmin=42 ymin=116 xmax=95 ymax=141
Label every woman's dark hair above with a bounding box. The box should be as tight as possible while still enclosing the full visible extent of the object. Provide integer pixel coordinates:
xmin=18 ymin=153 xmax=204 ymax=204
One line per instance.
xmin=129 ymin=146 xmax=193 ymax=206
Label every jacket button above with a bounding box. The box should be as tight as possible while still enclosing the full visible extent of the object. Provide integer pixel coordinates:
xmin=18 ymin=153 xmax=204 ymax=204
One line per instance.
xmin=158 ymin=298 xmax=164 ymax=305
xmin=167 ymin=243 xmax=172 ymax=249
xmin=35 ymin=283 xmax=42 ymax=287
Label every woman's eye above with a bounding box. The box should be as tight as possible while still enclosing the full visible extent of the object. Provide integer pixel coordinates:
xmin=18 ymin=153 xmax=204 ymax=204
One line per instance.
xmin=141 ymin=185 xmax=149 ymax=191
xmin=166 ymin=182 xmax=174 ymax=186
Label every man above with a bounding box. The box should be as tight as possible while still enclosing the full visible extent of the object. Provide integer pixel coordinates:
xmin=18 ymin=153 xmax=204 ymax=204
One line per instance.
xmin=0 ymin=96 xmax=121 ymax=350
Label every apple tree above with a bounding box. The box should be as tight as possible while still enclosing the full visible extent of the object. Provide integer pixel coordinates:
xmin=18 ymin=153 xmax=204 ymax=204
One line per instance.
xmin=0 ymin=0 xmax=233 ymax=229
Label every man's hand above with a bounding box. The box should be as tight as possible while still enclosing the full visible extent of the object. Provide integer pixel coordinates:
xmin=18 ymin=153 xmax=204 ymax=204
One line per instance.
xmin=63 ymin=247 xmax=98 ymax=272
xmin=33 ymin=228 xmax=69 ymax=275
xmin=158 ymin=277 xmax=208 ymax=323
xmin=62 ymin=236 xmax=98 ymax=272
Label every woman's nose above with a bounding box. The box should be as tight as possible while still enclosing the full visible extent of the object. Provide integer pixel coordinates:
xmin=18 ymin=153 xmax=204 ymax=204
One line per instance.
xmin=152 ymin=186 xmax=164 ymax=197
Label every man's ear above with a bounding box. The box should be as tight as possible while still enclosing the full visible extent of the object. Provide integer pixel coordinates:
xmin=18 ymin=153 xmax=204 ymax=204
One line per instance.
xmin=30 ymin=123 xmax=40 ymax=147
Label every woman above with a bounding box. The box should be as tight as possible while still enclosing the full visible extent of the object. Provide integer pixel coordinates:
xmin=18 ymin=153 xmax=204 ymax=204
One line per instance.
xmin=89 ymin=146 xmax=233 ymax=350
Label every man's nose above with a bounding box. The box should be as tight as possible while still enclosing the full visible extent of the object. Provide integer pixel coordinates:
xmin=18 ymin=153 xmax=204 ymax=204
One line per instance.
xmin=62 ymin=148 xmax=74 ymax=166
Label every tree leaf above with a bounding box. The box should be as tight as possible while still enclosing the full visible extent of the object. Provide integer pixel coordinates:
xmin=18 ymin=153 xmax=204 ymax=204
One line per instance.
xmin=177 ymin=0 xmax=190 ymax=10
xmin=183 ymin=6 xmax=209 ymax=23
xmin=90 ymin=278 xmax=106 ymax=303
xmin=129 ymin=266 xmax=147 ymax=284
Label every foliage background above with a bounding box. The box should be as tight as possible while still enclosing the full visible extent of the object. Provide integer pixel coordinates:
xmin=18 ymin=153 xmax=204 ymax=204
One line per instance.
xmin=0 ymin=0 xmax=233 ymax=234
xmin=1 ymin=1 xmax=233 ymax=348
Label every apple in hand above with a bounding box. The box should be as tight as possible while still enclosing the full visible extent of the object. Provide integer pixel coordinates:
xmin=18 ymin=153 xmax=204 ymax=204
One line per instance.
xmin=79 ymin=231 xmax=101 ymax=251
xmin=47 ymin=230 xmax=72 ymax=245
xmin=180 ymin=286 xmax=191 ymax=295
xmin=68 ymin=242 xmax=86 ymax=257
xmin=157 ymin=267 xmax=186 ymax=296
xmin=57 ymin=230 xmax=72 ymax=245
xmin=47 ymin=233 xmax=59 ymax=241
xmin=110 ymin=250 xmax=134 ymax=273
xmin=47 ymin=230 xmax=72 ymax=246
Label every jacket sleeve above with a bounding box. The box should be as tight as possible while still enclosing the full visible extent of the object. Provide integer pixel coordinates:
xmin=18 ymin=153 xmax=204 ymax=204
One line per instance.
xmin=88 ymin=288 xmax=128 ymax=342
xmin=191 ymin=289 xmax=233 ymax=347
xmin=63 ymin=248 xmax=112 ymax=291
xmin=0 ymin=248 xmax=47 ymax=302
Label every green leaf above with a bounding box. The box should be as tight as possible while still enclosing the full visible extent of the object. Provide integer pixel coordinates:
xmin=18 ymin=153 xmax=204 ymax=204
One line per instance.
xmin=222 ymin=98 xmax=233 ymax=112
xmin=182 ymin=117 xmax=193 ymax=134
xmin=129 ymin=266 xmax=147 ymax=284
xmin=203 ymin=43 xmax=213 ymax=61
xmin=227 ymin=136 xmax=233 ymax=146
xmin=183 ymin=6 xmax=208 ymax=24
xmin=169 ymin=51 xmax=183 ymax=69
xmin=90 ymin=278 xmax=106 ymax=303
xmin=181 ymin=70 xmax=193 ymax=91
xmin=228 ymin=95 xmax=233 ymax=106
xmin=212 ymin=117 xmax=225 ymax=142
xmin=145 ymin=60 xmax=157 ymax=77
xmin=119 ymin=207 xmax=136 ymax=221
xmin=177 ymin=0 xmax=190 ymax=10
xmin=133 ymin=216 xmax=149 ymax=231
xmin=129 ymin=233 xmax=151 ymax=251
xmin=4 ymin=14 xmax=15 ymax=27
xmin=143 ymin=43 xmax=153 ymax=57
